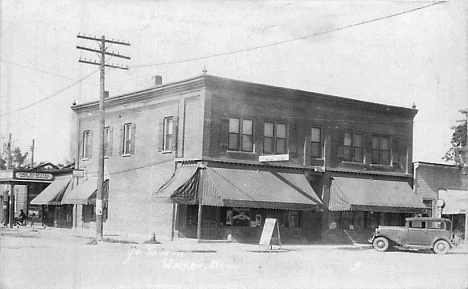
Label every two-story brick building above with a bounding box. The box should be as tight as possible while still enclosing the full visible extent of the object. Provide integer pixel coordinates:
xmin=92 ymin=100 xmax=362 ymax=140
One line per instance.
xmin=63 ymin=73 xmax=426 ymax=242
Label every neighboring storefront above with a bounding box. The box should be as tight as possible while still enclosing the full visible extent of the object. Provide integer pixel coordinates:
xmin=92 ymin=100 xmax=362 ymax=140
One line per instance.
xmin=438 ymin=189 xmax=468 ymax=236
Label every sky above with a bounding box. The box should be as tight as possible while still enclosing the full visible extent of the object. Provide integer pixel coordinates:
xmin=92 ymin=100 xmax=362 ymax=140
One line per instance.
xmin=0 ymin=0 xmax=466 ymax=165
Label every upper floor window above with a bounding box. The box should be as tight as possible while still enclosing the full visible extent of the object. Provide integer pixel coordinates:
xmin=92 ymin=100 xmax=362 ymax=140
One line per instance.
xmin=229 ymin=118 xmax=253 ymax=152
xmin=82 ymin=130 xmax=92 ymax=159
xmin=121 ymin=123 xmax=136 ymax=155
xmin=372 ymin=136 xmax=390 ymax=165
xmin=344 ymin=132 xmax=363 ymax=162
xmin=311 ymin=127 xmax=322 ymax=158
xmin=164 ymin=117 xmax=173 ymax=151
xmin=104 ymin=127 xmax=113 ymax=157
xmin=263 ymin=122 xmax=287 ymax=154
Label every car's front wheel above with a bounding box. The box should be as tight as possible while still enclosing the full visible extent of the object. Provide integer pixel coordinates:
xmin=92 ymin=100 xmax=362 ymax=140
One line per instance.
xmin=433 ymin=240 xmax=450 ymax=254
xmin=373 ymin=237 xmax=390 ymax=252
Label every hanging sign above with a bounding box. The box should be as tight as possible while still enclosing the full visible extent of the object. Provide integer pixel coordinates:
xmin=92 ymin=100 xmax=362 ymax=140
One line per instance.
xmin=259 ymin=154 xmax=289 ymax=162
xmin=15 ymin=172 xmax=53 ymax=181
xmin=259 ymin=218 xmax=281 ymax=248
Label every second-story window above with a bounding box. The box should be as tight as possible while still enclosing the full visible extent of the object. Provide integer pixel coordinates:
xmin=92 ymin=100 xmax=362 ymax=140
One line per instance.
xmin=163 ymin=117 xmax=173 ymax=151
xmin=121 ymin=123 xmax=136 ymax=155
xmin=104 ymin=127 xmax=113 ymax=157
xmin=263 ymin=122 xmax=287 ymax=154
xmin=311 ymin=127 xmax=321 ymax=158
xmin=344 ymin=132 xmax=363 ymax=162
xmin=229 ymin=118 xmax=253 ymax=152
xmin=372 ymin=136 xmax=390 ymax=165
xmin=82 ymin=130 xmax=92 ymax=159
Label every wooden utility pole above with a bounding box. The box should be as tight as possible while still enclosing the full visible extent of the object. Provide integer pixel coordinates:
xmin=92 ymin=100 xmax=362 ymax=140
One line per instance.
xmin=77 ymin=34 xmax=130 ymax=241
xmin=7 ymin=134 xmax=14 ymax=228
xmin=30 ymin=139 xmax=35 ymax=168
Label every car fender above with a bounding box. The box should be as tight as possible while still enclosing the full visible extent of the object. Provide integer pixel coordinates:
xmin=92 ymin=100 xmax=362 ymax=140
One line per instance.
xmin=431 ymin=237 xmax=453 ymax=248
xmin=373 ymin=234 xmax=403 ymax=246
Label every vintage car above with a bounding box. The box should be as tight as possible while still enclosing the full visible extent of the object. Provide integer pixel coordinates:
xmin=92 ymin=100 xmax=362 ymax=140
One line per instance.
xmin=369 ymin=217 xmax=454 ymax=254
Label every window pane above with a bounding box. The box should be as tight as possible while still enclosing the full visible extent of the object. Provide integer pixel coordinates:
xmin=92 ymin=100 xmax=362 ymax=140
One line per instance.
xmin=372 ymin=149 xmax=380 ymax=163
xmin=165 ymin=134 xmax=172 ymax=150
xmin=344 ymin=147 xmax=352 ymax=160
xmin=229 ymin=134 xmax=239 ymax=150
xmin=344 ymin=132 xmax=352 ymax=146
xmin=276 ymin=139 xmax=286 ymax=154
xmin=264 ymin=122 xmax=274 ymax=137
xmin=264 ymin=137 xmax=273 ymax=154
xmin=242 ymin=119 xmax=253 ymax=135
xmin=277 ymin=124 xmax=286 ymax=138
xmin=166 ymin=118 xmax=173 ymax=134
xmin=381 ymin=137 xmax=389 ymax=150
xmin=311 ymin=127 xmax=321 ymax=142
xmin=372 ymin=136 xmax=379 ymax=149
xmin=311 ymin=143 xmax=320 ymax=158
xmin=382 ymin=151 xmax=390 ymax=165
xmin=354 ymin=148 xmax=363 ymax=162
xmin=229 ymin=118 xmax=240 ymax=133
xmin=354 ymin=134 xmax=363 ymax=147
xmin=242 ymin=135 xmax=253 ymax=151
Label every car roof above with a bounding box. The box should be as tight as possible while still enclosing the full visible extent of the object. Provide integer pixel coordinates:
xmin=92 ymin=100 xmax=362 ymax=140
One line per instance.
xmin=405 ymin=217 xmax=451 ymax=222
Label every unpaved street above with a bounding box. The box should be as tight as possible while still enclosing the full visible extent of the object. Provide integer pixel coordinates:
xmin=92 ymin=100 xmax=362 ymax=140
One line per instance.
xmin=1 ymin=227 xmax=467 ymax=289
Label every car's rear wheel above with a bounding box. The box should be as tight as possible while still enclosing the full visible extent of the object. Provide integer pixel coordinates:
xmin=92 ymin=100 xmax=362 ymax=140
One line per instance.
xmin=433 ymin=240 xmax=450 ymax=254
xmin=373 ymin=237 xmax=390 ymax=252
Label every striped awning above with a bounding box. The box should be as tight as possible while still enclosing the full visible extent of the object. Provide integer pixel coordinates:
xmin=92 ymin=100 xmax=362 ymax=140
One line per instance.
xmin=30 ymin=176 xmax=72 ymax=205
xmin=153 ymin=165 xmax=199 ymax=204
xmin=155 ymin=166 xmax=322 ymax=210
xmin=329 ymin=177 xmax=426 ymax=213
xmin=61 ymin=177 xmax=108 ymax=205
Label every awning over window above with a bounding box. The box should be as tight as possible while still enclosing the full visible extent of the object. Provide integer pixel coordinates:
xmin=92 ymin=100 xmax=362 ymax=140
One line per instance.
xmin=153 ymin=165 xmax=200 ymax=204
xmin=154 ymin=166 xmax=322 ymax=210
xmin=329 ymin=177 xmax=426 ymax=213
xmin=438 ymin=189 xmax=468 ymax=214
xmin=30 ymin=176 xmax=72 ymax=205
xmin=61 ymin=177 xmax=108 ymax=205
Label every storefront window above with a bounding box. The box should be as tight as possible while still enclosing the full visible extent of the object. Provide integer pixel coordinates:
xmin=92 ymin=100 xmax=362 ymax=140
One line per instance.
xmin=232 ymin=208 xmax=251 ymax=226
xmin=187 ymin=205 xmax=198 ymax=225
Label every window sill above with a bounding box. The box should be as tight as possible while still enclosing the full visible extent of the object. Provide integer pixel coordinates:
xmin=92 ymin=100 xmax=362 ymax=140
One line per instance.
xmin=342 ymin=161 xmax=365 ymax=165
xmin=226 ymin=150 xmax=256 ymax=155
xmin=122 ymin=154 xmax=132 ymax=157
xmin=81 ymin=158 xmax=90 ymax=161
xmin=162 ymin=150 xmax=173 ymax=154
xmin=370 ymin=164 xmax=393 ymax=168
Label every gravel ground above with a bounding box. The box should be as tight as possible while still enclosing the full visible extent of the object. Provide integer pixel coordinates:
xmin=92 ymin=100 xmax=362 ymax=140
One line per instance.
xmin=1 ymin=227 xmax=468 ymax=289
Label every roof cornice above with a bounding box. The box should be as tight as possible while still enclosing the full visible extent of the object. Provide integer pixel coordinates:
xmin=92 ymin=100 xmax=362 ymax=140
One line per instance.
xmin=205 ymin=75 xmax=418 ymax=119
xmin=72 ymin=75 xmax=206 ymax=112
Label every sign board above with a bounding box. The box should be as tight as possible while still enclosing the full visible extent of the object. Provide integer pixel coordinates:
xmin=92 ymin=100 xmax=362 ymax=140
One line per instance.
xmin=259 ymin=218 xmax=281 ymax=249
xmin=95 ymin=200 xmax=103 ymax=215
xmin=259 ymin=154 xmax=289 ymax=162
xmin=73 ymin=170 xmax=85 ymax=178
xmin=14 ymin=172 xmax=53 ymax=181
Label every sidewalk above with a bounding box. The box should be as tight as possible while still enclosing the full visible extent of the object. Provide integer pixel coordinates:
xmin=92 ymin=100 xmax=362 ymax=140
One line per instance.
xmin=3 ymin=225 xmax=466 ymax=254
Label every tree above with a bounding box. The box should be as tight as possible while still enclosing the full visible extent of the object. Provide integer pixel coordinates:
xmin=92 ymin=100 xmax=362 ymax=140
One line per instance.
xmin=444 ymin=110 xmax=467 ymax=167
xmin=0 ymin=146 xmax=29 ymax=169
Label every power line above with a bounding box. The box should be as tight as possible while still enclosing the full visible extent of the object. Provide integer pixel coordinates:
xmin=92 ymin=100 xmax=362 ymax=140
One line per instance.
xmin=0 ymin=1 xmax=447 ymax=118
xmin=131 ymin=1 xmax=446 ymax=68
xmin=0 ymin=70 xmax=98 ymax=118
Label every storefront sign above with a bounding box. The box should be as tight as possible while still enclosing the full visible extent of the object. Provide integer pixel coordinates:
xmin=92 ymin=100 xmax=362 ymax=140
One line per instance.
xmin=259 ymin=154 xmax=289 ymax=162
xmin=14 ymin=172 xmax=53 ymax=181
xmin=73 ymin=170 xmax=85 ymax=178
xmin=259 ymin=218 xmax=279 ymax=247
